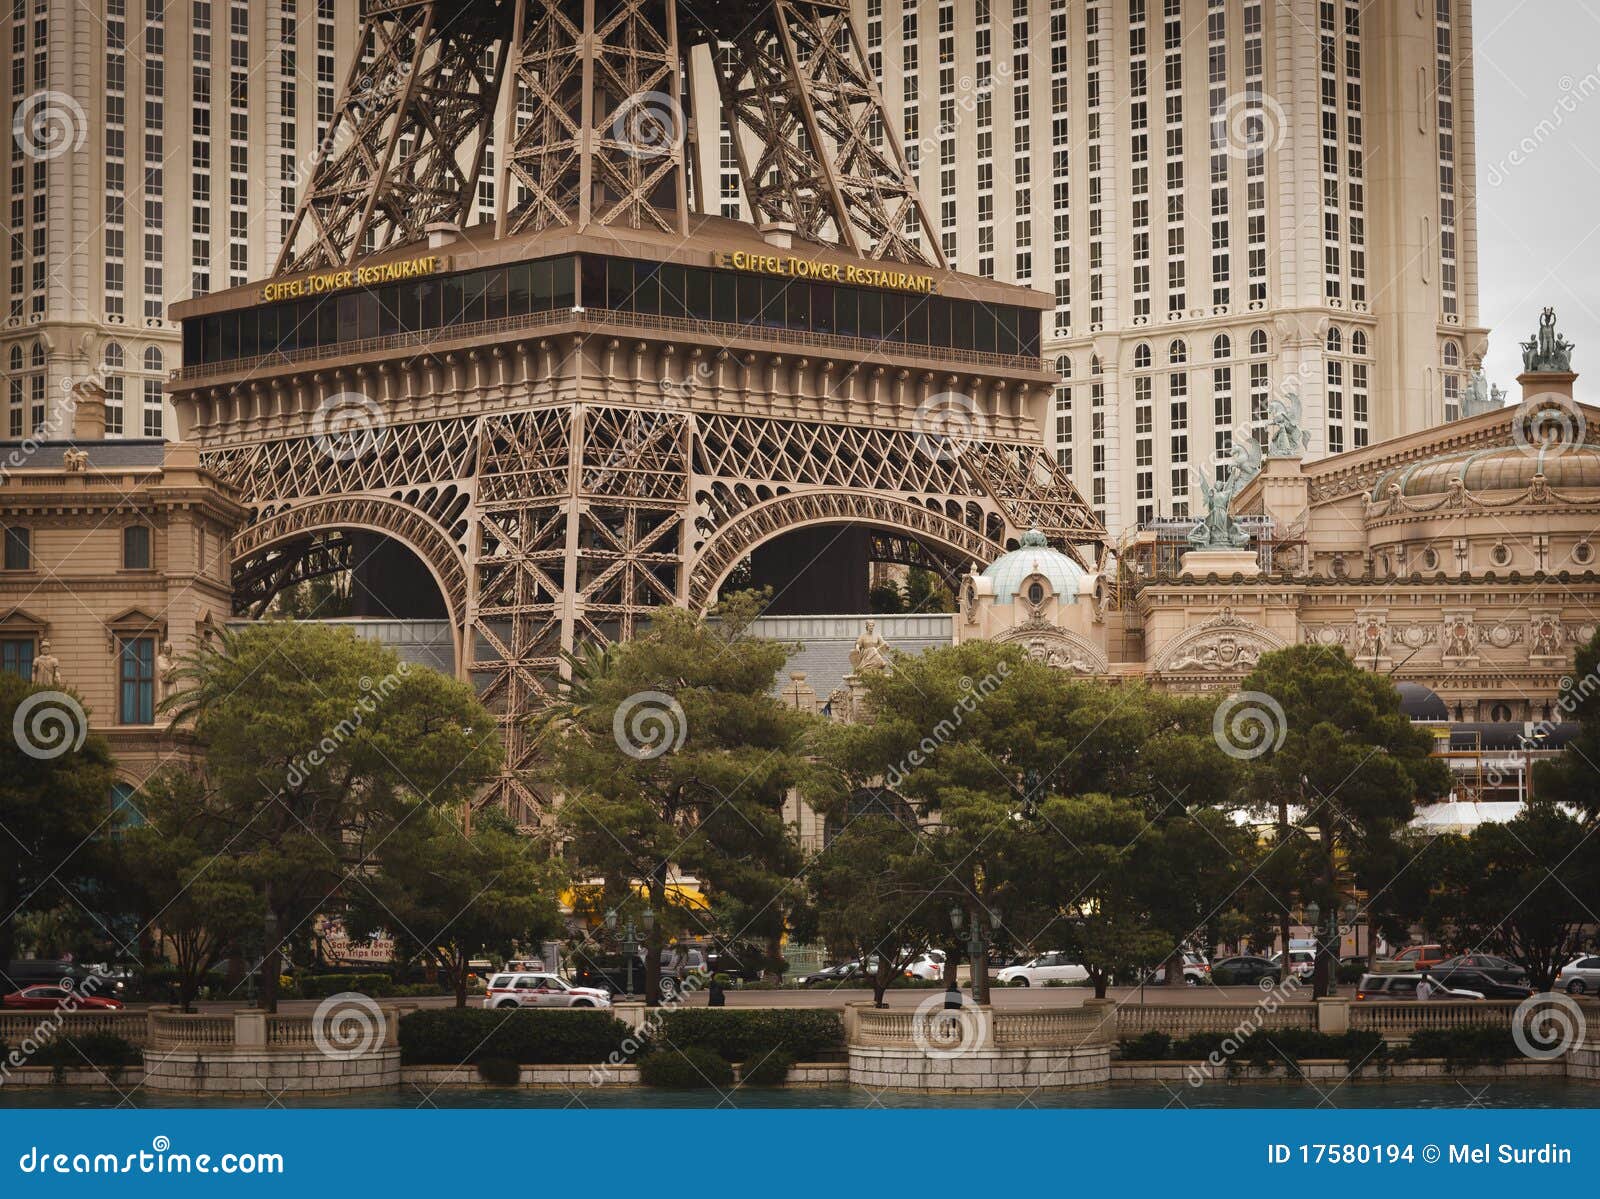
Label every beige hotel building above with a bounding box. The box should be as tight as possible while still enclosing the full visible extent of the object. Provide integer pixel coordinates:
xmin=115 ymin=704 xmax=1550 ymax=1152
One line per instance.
xmin=728 ymin=0 xmax=1492 ymax=535
xmin=10 ymin=0 xmax=1483 ymax=533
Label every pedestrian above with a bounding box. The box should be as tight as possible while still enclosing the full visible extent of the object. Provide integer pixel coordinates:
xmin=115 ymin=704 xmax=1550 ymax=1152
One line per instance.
xmin=708 ymin=975 xmax=725 ymax=1007
xmin=1415 ymin=975 xmax=1431 ymax=1001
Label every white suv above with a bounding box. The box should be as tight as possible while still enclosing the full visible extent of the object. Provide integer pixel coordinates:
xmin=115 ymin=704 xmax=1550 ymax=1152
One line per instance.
xmin=482 ymin=973 xmax=611 ymax=1009
xmin=905 ymin=950 xmax=947 ymax=981
xmin=997 ymin=951 xmax=1089 ymax=987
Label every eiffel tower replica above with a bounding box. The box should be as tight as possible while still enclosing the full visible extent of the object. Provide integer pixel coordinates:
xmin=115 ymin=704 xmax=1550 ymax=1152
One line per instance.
xmin=169 ymin=0 xmax=1102 ymax=825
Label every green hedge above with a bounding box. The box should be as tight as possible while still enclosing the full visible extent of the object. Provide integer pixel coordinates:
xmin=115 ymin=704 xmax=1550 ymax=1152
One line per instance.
xmin=648 ymin=1009 xmax=844 ymax=1062
xmin=1398 ymin=1026 xmax=1517 ymax=1067
xmin=398 ymin=1008 xmax=631 ymax=1065
xmin=1117 ymin=1024 xmax=1526 ymax=1074
xmin=738 ymin=1049 xmax=794 ymax=1086
xmin=29 ymin=1034 xmax=143 ymax=1081
xmin=299 ymin=973 xmax=395 ymax=999
xmin=1116 ymin=1028 xmax=1388 ymax=1072
xmin=639 ymin=1047 xmax=733 ymax=1089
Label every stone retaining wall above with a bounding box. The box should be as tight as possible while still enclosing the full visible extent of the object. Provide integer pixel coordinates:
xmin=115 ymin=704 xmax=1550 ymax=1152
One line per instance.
xmin=1114 ymin=1059 xmax=1568 ymax=1085
xmin=1 ymin=1066 xmax=147 ymax=1088
xmin=141 ymin=1048 xmax=401 ymax=1094
xmin=849 ymin=1044 xmax=1110 ymax=1091
xmin=398 ymin=1062 xmax=848 ymax=1089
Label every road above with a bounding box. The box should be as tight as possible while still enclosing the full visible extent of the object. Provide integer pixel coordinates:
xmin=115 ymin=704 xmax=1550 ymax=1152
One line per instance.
xmin=136 ymin=982 xmax=1307 ymax=1014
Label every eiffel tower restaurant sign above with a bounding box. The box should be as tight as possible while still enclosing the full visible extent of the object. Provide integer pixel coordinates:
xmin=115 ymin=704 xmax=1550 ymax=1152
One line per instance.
xmin=716 ymin=250 xmax=938 ymax=295
xmin=258 ymin=253 xmax=449 ymax=304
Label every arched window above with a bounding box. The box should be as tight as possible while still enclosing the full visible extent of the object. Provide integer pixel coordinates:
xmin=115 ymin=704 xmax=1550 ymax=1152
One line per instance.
xmin=1212 ymin=333 xmax=1231 ymax=359
xmin=1326 ymin=327 xmax=1343 ymax=353
xmin=1133 ymin=343 xmax=1152 ymax=370
xmin=142 ymin=347 xmax=164 ymax=372
xmin=1442 ymin=341 xmax=1462 ymax=421
xmin=29 ymin=343 xmax=44 ymax=368
xmin=1351 ymin=330 xmax=1368 ymax=356
xmin=1249 ymin=329 xmax=1268 ymax=356
xmin=1055 ymin=354 xmax=1073 ymax=378
xmin=1168 ymin=339 xmax=1187 ymax=365
xmin=7 ymin=346 xmax=20 ymax=371
xmin=1090 ymin=354 xmax=1103 ymax=376
xmin=103 ymin=341 xmax=126 ymax=437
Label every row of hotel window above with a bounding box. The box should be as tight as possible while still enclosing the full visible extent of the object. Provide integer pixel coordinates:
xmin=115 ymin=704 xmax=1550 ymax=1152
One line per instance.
xmin=1 ymin=634 xmax=158 ymax=727
xmin=183 ymin=254 xmax=1043 ymax=366
xmin=3 ymin=525 xmax=157 ymax=726
xmin=4 ymin=526 xmax=149 ymax=571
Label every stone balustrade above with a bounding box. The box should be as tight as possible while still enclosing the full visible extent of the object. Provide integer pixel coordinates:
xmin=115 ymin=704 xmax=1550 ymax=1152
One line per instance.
xmin=846 ymin=1000 xmax=1115 ymax=1091
xmin=1348 ymin=999 xmax=1522 ymax=1040
xmin=1114 ymin=1002 xmax=1317 ymax=1037
xmin=0 ymin=1010 xmax=152 ymax=1049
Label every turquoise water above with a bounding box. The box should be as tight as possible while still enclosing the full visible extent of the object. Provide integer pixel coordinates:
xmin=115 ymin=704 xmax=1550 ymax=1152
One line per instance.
xmin=1 ymin=1081 xmax=1590 ymax=1109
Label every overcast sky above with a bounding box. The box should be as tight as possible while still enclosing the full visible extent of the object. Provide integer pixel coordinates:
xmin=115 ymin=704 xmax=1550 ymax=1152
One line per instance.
xmin=1473 ymin=0 xmax=1600 ymax=388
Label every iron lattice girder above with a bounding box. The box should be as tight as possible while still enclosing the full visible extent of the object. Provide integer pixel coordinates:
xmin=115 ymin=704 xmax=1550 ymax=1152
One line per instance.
xmin=281 ymin=0 xmax=937 ymax=269
xmin=279 ymin=0 xmax=510 ymax=274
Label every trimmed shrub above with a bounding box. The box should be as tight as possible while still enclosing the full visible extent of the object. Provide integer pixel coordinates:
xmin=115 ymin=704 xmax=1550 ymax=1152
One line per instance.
xmin=1398 ymin=1026 xmax=1517 ymax=1068
xmin=738 ymin=1049 xmax=794 ymax=1086
xmin=1116 ymin=1031 xmax=1172 ymax=1060
xmin=33 ymin=1034 xmax=143 ymax=1082
xmin=298 ymin=973 xmax=393 ymax=999
xmin=1115 ymin=1027 xmax=1388 ymax=1074
xmin=398 ymin=1008 xmax=631 ymax=1066
xmin=475 ymin=1056 xmax=522 ymax=1085
xmin=639 ymin=1047 xmax=734 ymax=1089
xmin=649 ymin=1009 xmax=844 ymax=1062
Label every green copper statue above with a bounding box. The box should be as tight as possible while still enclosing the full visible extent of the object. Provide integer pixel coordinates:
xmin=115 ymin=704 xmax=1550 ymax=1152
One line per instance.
xmin=1189 ymin=432 xmax=1263 ymax=549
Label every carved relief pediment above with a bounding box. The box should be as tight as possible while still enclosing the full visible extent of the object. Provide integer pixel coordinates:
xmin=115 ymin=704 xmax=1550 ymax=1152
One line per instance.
xmin=994 ymin=626 xmax=1109 ymax=675
xmin=1152 ymin=612 xmax=1286 ymax=674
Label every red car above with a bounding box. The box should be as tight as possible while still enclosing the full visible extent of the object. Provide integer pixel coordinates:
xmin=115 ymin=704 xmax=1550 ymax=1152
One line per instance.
xmin=1 ymin=985 xmax=124 ymax=1010
xmin=1389 ymin=944 xmax=1448 ymax=971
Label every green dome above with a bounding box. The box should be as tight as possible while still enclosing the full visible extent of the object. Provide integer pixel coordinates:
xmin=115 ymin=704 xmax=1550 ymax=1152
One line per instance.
xmin=981 ymin=529 xmax=1087 ymax=603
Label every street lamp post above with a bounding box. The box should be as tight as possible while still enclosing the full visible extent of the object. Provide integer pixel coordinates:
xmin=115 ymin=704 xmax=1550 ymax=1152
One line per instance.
xmin=950 ymin=904 xmax=1001 ymax=1004
xmin=605 ymin=908 xmax=655 ymax=997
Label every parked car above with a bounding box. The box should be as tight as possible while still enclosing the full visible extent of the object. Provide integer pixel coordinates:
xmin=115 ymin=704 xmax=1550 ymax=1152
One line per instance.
xmin=997 ymin=951 xmax=1088 ymax=987
xmin=1422 ymin=967 xmax=1531 ymax=1000
xmin=567 ymin=947 xmax=705 ymax=999
xmin=1384 ymin=944 xmax=1449 ymax=972
xmin=905 ymin=950 xmax=947 ymax=981
xmin=797 ymin=961 xmax=863 ymax=986
xmin=2 ymin=985 xmax=124 ymax=1011
xmin=1554 ymin=954 xmax=1600 ymax=995
xmin=1 ymin=960 xmax=125 ymax=998
xmin=1354 ymin=972 xmax=1483 ymax=1001
xmin=705 ymin=942 xmax=767 ymax=983
xmin=1268 ymin=949 xmax=1316 ymax=979
xmin=1129 ymin=951 xmax=1210 ymax=986
xmin=1430 ymin=954 xmax=1527 ymax=986
xmin=1210 ymin=955 xmax=1281 ymax=986
xmin=482 ymin=973 xmax=610 ymax=1009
